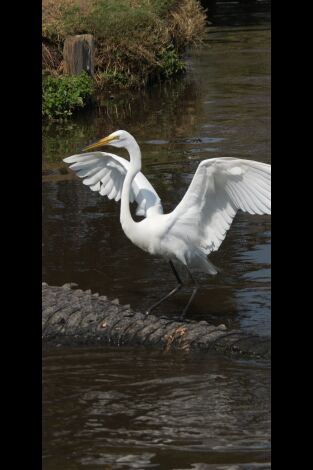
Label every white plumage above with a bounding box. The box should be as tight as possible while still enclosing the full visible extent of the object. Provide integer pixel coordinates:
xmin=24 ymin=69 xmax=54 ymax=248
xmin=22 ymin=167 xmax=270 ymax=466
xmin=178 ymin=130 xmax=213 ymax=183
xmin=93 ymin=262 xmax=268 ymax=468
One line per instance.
xmin=63 ymin=151 xmax=163 ymax=217
xmin=63 ymin=130 xmax=271 ymax=316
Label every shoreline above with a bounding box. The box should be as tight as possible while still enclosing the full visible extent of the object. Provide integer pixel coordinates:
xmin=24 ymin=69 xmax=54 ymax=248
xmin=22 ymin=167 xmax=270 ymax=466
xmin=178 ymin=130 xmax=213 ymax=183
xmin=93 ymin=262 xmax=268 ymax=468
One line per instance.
xmin=42 ymin=0 xmax=208 ymax=119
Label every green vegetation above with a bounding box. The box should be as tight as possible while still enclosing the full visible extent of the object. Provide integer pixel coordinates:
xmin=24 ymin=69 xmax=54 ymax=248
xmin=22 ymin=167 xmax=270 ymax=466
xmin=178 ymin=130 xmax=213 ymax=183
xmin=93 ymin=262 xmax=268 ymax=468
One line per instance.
xmin=159 ymin=45 xmax=186 ymax=79
xmin=42 ymin=72 xmax=94 ymax=119
xmin=42 ymin=0 xmax=208 ymax=118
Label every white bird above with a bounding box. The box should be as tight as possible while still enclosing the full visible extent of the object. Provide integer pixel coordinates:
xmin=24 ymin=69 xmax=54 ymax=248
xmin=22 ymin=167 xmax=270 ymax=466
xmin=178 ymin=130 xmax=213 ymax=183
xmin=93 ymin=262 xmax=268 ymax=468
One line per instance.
xmin=63 ymin=130 xmax=271 ymax=317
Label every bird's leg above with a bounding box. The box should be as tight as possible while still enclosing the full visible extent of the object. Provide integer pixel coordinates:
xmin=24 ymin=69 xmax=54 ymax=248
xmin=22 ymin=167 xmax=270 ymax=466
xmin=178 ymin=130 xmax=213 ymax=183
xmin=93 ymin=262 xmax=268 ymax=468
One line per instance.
xmin=180 ymin=267 xmax=199 ymax=319
xmin=145 ymin=261 xmax=183 ymax=315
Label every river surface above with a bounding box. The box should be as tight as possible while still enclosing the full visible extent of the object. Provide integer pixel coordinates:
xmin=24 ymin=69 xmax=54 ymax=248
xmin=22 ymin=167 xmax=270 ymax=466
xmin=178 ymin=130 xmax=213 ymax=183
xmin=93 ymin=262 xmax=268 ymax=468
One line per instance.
xmin=42 ymin=10 xmax=271 ymax=470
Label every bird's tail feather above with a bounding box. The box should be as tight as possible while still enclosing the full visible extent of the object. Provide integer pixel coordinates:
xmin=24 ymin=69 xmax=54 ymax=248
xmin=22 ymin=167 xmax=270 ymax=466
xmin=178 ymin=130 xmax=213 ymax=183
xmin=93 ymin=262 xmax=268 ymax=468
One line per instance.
xmin=188 ymin=250 xmax=219 ymax=275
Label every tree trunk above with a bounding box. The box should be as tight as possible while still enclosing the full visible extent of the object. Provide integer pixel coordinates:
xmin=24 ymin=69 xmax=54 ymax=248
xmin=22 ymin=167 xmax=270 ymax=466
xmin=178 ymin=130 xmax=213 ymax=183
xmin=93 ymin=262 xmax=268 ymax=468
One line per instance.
xmin=63 ymin=34 xmax=94 ymax=76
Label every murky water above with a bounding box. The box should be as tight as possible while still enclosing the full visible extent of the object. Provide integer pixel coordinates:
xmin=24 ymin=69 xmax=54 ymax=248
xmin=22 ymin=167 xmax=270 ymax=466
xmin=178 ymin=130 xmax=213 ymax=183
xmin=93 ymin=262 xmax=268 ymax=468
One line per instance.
xmin=43 ymin=9 xmax=271 ymax=470
xmin=43 ymin=348 xmax=270 ymax=470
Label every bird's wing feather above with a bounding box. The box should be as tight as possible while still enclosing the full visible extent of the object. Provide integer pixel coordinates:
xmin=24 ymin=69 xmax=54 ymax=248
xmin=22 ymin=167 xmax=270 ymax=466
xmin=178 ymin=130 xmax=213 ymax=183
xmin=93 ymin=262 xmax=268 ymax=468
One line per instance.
xmin=165 ymin=157 xmax=271 ymax=255
xmin=63 ymin=151 xmax=163 ymax=217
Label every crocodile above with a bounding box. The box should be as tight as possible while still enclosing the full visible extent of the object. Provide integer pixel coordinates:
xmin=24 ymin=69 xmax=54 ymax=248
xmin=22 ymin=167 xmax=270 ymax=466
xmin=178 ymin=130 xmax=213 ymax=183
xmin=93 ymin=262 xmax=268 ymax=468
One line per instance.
xmin=42 ymin=283 xmax=270 ymax=359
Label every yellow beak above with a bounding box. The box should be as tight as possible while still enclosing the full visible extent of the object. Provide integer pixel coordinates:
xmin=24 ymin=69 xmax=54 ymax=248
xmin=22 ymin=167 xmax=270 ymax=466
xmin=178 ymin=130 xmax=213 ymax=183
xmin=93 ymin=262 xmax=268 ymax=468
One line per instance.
xmin=82 ymin=134 xmax=117 ymax=152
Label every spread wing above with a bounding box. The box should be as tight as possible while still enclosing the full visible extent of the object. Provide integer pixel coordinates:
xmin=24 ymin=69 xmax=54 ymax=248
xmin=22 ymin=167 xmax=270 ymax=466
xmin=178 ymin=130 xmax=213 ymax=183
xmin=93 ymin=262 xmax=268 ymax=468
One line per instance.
xmin=164 ymin=157 xmax=271 ymax=255
xmin=63 ymin=151 xmax=163 ymax=217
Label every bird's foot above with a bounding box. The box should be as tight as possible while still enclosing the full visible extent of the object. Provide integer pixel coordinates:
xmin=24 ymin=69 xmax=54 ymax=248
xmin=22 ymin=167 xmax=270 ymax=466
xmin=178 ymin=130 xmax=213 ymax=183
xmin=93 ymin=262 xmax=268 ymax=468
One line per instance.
xmin=180 ymin=304 xmax=191 ymax=320
xmin=169 ymin=314 xmax=184 ymax=323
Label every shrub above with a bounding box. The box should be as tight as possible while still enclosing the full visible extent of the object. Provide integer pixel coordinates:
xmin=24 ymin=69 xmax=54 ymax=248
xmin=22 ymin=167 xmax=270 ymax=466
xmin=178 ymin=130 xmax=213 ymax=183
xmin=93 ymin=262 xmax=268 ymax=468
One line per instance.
xmin=42 ymin=72 xmax=94 ymax=120
xmin=159 ymin=45 xmax=186 ymax=79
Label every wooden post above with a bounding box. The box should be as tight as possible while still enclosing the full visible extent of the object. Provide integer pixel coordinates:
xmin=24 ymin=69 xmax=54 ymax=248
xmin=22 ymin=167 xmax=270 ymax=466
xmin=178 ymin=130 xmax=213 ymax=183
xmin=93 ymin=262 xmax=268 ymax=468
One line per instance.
xmin=63 ymin=34 xmax=94 ymax=76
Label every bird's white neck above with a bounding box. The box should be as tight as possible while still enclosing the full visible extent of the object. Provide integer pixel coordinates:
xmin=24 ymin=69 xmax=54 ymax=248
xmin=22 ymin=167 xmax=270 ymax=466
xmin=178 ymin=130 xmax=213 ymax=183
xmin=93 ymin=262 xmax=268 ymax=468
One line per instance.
xmin=120 ymin=141 xmax=141 ymax=238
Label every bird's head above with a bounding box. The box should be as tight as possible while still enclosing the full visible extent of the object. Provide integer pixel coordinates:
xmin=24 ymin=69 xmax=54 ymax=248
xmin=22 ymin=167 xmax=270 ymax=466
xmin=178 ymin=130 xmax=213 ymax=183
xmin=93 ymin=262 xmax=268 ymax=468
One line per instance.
xmin=83 ymin=130 xmax=137 ymax=152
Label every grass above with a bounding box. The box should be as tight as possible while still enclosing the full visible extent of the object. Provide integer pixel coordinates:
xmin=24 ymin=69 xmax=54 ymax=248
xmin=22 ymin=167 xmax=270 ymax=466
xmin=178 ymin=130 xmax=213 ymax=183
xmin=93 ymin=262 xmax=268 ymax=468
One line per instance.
xmin=42 ymin=0 xmax=208 ymax=87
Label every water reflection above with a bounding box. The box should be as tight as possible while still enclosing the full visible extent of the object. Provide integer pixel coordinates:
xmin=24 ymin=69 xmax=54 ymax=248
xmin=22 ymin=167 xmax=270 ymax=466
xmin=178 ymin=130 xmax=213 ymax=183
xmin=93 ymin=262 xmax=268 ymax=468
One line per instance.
xmin=202 ymin=0 xmax=271 ymax=28
xmin=43 ymin=79 xmax=209 ymax=170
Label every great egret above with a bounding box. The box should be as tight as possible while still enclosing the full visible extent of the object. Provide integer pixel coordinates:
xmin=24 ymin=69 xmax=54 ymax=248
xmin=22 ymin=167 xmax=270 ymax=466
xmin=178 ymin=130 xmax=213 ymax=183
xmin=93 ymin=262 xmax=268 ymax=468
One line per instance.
xmin=63 ymin=130 xmax=271 ymax=317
